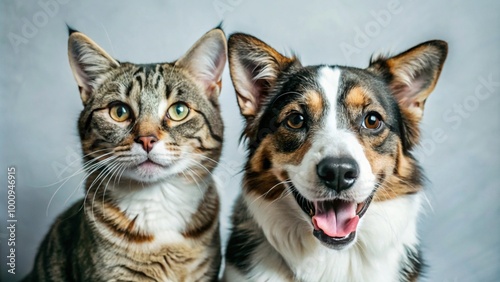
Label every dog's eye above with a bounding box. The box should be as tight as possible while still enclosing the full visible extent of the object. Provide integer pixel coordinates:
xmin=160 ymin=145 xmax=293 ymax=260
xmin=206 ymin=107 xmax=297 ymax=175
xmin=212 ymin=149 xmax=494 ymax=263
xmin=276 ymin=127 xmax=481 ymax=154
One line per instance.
xmin=286 ymin=113 xmax=305 ymax=129
xmin=362 ymin=112 xmax=383 ymax=130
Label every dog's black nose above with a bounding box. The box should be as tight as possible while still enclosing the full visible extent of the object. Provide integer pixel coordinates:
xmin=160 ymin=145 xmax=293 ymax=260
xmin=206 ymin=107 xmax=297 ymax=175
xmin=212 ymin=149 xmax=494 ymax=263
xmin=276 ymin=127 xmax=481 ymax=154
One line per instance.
xmin=316 ymin=157 xmax=359 ymax=192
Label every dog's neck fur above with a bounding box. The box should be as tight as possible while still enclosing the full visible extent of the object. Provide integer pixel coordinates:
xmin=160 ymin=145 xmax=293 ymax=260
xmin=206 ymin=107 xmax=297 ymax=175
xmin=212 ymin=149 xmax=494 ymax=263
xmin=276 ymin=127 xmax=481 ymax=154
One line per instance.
xmin=244 ymin=192 xmax=422 ymax=282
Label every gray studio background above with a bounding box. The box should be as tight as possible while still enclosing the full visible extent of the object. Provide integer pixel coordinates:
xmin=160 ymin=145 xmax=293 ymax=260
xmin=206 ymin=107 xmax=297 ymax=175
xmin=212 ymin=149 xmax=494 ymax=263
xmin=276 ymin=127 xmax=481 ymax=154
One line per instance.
xmin=1 ymin=0 xmax=499 ymax=281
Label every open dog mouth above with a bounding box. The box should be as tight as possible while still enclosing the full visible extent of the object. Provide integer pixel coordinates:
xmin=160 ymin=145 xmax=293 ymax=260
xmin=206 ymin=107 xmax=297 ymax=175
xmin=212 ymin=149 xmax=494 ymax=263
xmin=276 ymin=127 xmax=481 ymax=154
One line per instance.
xmin=290 ymin=185 xmax=373 ymax=249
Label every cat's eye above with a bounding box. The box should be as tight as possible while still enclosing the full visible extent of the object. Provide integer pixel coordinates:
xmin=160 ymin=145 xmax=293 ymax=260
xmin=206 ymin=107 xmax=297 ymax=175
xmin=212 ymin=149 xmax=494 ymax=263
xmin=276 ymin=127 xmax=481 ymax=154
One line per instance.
xmin=286 ymin=113 xmax=305 ymax=129
xmin=167 ymin=102 xmax=190 ymax=121
xmin=362 ymin=112 xmax=383 ymax=130
xmin=109 ymin=104 xmax=131 ymax=122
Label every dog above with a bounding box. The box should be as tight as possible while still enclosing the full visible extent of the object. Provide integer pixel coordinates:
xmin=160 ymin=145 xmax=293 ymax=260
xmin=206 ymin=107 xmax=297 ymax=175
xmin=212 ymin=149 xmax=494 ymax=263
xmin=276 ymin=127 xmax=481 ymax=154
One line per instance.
xmin=223 ymin=33 xmax=447 ymax=281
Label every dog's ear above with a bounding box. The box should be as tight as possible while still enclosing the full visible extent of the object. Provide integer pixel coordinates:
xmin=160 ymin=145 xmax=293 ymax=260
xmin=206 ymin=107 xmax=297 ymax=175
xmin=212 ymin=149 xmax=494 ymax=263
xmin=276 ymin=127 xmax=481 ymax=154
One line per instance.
xmin=368 ymin=40 xmax=448 ymax=120
xmin=68 ymin=29 xmax=120 ymax=105
xmin=228 ymin=33 xmax=300 ymax=119
xmin=368 ymin=40 xmax=447 ymax=150
xmin=175 ymin=28 xmax=227 ymax=99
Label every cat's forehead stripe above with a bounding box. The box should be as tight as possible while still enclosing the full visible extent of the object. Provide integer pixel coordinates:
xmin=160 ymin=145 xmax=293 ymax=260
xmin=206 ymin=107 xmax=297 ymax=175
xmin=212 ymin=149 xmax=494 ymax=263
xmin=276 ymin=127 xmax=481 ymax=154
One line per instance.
xmin=154 ymin=64 xmax=164 ymax=89
xmin=125 ymin=81 xmax=134 ymax=97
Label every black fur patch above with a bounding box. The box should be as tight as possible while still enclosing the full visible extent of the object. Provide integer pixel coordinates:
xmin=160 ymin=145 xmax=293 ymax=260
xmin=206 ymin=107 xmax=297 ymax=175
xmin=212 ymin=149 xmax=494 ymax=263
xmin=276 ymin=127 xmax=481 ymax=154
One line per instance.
xmin=225 ymin=228 xmax=261 ymax=274
xmin=225 ymin=197 xmax=263 ymax=274
xmin=399 ymin=246 xmax=423 ymax=282
xmin=248 ymin=67 xmax=319 ymax=155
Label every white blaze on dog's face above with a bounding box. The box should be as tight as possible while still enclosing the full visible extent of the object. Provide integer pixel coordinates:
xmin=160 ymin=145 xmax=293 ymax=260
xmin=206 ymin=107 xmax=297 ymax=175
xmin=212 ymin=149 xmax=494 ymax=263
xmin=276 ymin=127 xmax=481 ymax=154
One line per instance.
xmin=228 ymin=33 xmax=448 ymax=250
xmin=286 ymin=67 xmax=375 ymax=202
xmin=284 ymin=67 xmax=376 ymax=246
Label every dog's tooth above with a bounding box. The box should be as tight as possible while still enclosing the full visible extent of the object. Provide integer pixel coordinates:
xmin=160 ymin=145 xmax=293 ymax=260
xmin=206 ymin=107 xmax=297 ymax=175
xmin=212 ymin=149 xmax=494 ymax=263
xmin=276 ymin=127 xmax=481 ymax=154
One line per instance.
xmin=356 ymin=203 xmax=363 ymax=214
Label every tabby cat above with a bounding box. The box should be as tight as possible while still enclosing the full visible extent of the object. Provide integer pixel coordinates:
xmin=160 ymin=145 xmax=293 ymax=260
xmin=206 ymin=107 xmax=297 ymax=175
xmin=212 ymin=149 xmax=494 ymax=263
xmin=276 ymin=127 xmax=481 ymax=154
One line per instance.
xmin=23 ymin=27 xmax=227 ymax=282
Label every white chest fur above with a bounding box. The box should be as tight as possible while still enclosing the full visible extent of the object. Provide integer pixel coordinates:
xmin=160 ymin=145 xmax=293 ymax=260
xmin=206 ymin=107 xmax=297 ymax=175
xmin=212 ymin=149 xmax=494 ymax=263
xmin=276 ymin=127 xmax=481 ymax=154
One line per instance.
xmin=93 ymin=179 xmax=209 ymax=249
xmin=246 ymin=193 xmax=422 ymax=282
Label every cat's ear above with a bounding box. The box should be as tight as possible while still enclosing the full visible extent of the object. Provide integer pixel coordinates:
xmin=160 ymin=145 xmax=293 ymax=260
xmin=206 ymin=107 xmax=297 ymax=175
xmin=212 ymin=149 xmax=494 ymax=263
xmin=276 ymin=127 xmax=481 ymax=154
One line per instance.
xmin=68 ymin=28 xmax=120 ymax=104
xmin=368 ymin=40 xmax=448 ymax=120
xmin=368 ymin=40 xmax=447 ymax=149
xmin=175 ymin=28 xmax=227 ymax=98
xmin=228 ymin=33 xmax=300 ymax=119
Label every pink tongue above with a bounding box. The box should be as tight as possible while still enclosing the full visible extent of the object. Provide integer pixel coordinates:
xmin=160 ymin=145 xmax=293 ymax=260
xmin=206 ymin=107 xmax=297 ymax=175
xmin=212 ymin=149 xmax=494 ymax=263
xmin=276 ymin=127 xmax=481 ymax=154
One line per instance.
xmin=312 ymin=201 xmax=359 ymax=238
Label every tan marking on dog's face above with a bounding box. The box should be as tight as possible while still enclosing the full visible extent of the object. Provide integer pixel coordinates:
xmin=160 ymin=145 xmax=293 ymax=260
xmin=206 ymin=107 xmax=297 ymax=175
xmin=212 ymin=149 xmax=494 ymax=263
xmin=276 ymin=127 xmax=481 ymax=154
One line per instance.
xmin=246 ymin=136 xmax=313 ymax=201
xmin=245 ymin=91 xmax=323 ymax=200
xmin=244 ymin=170 xmax=286 ymax=201
xmin=345 ymin=87 xmax=369 ymax=107
xmin=243 ymin=65 xmax=424 ymax=204
xmin=276 ymin=103 xmax=302 ymax=122
xmin=343 ymin=87 xmax=423 ymax=202
xmin=249 ymin=138 xmax=272 ymax=173
xmin=277 ymin=140 xmax=312 ymax=166
xmin=373 ymin=141 xmax=421 ymax=201
xmin=305 ymin=90 xmax=324 ymax=119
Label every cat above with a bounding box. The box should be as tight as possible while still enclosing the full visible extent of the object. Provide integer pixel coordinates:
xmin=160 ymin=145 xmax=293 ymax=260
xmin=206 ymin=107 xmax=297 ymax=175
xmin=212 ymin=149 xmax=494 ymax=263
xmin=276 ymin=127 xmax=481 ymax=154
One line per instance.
xmin=23 ymin=27 xmax=227 ymax=282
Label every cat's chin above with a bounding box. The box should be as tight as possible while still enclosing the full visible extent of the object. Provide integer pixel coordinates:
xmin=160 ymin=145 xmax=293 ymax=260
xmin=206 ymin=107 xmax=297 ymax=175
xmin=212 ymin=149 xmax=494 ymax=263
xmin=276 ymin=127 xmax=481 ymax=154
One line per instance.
xmin=139 ymin=159 xmax=167 ymax=170
xmin=123 ymin=160 xmax=175 ymax=183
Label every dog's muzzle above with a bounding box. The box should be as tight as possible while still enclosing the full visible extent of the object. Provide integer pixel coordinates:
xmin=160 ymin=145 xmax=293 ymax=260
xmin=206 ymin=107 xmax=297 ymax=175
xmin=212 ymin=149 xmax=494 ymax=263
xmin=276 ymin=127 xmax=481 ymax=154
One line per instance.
xmin=316 ymin=157 xmax=359 ymax=192
xmin=289 ymin=156 xmax=373 ymax=249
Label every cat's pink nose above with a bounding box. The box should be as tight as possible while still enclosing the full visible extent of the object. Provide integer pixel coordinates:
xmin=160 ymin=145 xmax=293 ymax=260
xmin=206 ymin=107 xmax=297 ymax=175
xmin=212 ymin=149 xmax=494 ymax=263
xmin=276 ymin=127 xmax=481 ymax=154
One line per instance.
xmin=135 ymin=135 xmax=158 ymax=153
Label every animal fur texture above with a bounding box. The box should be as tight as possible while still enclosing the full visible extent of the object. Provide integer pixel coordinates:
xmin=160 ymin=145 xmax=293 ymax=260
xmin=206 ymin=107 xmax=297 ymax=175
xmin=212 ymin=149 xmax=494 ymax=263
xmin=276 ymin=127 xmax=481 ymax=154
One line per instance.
xmin=223 ymin=33 xmax=447 ymax=282
xmin=23 ymin=28 xmax=227 ymax=282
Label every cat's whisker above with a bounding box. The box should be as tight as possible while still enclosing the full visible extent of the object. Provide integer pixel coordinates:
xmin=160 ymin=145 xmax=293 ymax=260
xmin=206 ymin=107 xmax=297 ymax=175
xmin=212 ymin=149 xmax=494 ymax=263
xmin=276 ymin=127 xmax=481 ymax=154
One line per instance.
xmin=82 ymin=166 xmax=110 ymax=215
xmin=61 ymin=173 xmax=90 ymax=209
xmin=181 ymin=152 xmax=244 ymax=183
xmin=31 ymin=27 xmax=229 ymax=280
xmin=86 ymin=160 xmax=119 ymax=192
xmin=118 ymin=165 xmax=128 ymax=183
xmin=83 ymin=160 xmax=121 ymax=216
xmin=184 ymin=159 xmax=217 ymax=180
xmin=90 ymin=161 xmax=122 ymax=218
xmin=182 ymin=169 xmax=202 ymax=196
xmin=54 ymin=148 xmax=113 ymax=180
xmin=181 ymin=151 xmax=222 ymax=165
xmin=184 ymin=167 xmax=207 ymax=196
xmin=37 ymin=151 xmax=116 ymax=188
xmin=47 ymin=157 xmax=117 ymax=216
xmin=114 ymin=164 xmax=128 ymax=187
xmin=71 ymin=160 xmax=119 ymax=216
xmin=100 ymin=163 xmax=126 ymax=217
